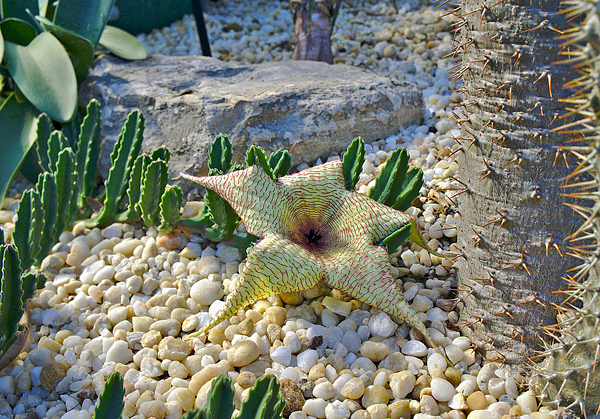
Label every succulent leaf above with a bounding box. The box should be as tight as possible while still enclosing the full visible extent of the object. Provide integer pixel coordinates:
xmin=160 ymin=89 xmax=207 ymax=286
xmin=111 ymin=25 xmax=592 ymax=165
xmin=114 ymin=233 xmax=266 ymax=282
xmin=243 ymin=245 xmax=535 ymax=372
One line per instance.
xmin=209 ymin=133 xmax=233 ymax=173
xmin=245 ymin=145 xmax=272 ymax=178
xmin=267 ymin=149 xmax=292 ymax=179
xmin=342 ymin=137 xmax=365 ymax=190
xmin=202 ymin=374 xmax=236 ymax=419
xmin=20 ymin=272 xmax=37 ymax=302
xmin=13 ymin=190 xmax=34 ymax=271
xmin=159 ymin=185 xmax=183 ymax=233
xmin=34 ymin=173 xmax=58 ymax=267
xmin=39 ymin=148 xmax=76 ymax=263
xmin=139 ymin=159 xmax=169 ymax=227
xmin=369 ymin=147 xmax=409 ymax=206
xmin=236 ymin=374 xmax=284 ymax=419
xmin=93 ymin=110 xmax=144 ymax=227
xmin=392 ymin=167 xmax=423 ymax=212
xmin=76 ymin=99 xmax=101 ymax=208
xmin=94 ymin=371 xmax=125 ymax=419
xmin=45 ymin=131 xmax=68 ymax=173
xmin=0 ymin=244 xmax=24 ymax=355
xmin=35 ymin=113 xmax=54 ymax=173
xmin=151 ymin=146 xmax=171 ymax=163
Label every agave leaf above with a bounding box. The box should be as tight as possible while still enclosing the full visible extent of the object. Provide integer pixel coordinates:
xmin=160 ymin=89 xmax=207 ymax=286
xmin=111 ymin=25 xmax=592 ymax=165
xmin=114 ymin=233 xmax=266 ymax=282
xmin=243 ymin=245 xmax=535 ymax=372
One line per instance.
xmin=202 ymin=374 xmax=235 ymax=419
xmin=0 ymin=94 xmax=39 ymax=205
xmin=236 ymin=374 xmax=284 ymax=419
xmin=76 ymin=100 xmax=101 ymax=208
xmin=94 ymin=371 xmax=125 ymax=419
xmin=342 ymin=137 xmax=365 ymax=190
xmin=52 ymin=0 xmax=115 ymax=48
xmin=36 ymin=16 xmax=95 ymax=83
xmin=0 ymin=244 xmax=24 ymax=356
xmin=99 ymin=25 xmax=148 ymax=60
xmin=3 ymin=32 xmax=77 ymax=122
xmin=159 ymin=185 xmax=183 ymax=233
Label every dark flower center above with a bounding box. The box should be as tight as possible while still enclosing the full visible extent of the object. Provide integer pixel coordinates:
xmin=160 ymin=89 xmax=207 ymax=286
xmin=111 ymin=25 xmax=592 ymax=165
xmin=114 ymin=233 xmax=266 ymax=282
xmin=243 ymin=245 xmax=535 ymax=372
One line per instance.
xmin=305 ymin=228 xmax=322 ymax=246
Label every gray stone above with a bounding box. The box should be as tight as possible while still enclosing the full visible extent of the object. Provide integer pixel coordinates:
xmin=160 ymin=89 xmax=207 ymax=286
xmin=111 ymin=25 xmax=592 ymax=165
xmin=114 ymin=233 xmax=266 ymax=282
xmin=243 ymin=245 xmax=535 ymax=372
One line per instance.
xmin=80 ymin=56 xmax=423 ymax=193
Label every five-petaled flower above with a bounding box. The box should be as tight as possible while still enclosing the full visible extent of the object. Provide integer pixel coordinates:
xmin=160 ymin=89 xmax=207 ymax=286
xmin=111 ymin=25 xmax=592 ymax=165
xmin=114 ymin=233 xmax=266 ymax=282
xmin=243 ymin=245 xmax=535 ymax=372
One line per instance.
xmin=182 ymin=160 xmax=440 ymax=349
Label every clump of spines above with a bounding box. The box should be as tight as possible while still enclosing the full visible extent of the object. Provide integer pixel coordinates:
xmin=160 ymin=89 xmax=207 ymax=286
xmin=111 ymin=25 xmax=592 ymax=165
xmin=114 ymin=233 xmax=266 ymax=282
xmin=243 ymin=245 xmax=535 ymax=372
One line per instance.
xmin=531 ymin=0 xmax=600 ymax=416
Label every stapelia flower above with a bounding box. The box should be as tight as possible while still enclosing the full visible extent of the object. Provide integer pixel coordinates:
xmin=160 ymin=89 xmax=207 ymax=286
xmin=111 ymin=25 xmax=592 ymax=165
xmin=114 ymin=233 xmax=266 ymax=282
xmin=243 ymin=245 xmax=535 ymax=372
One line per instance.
xmin=181 ymin=160 xmax=441 ymax=348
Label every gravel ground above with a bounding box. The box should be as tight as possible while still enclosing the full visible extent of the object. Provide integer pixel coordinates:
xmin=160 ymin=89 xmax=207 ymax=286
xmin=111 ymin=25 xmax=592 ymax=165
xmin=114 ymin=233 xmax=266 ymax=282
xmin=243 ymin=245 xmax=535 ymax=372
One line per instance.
xmin=0 ymin=1 xmax=560 ymax=419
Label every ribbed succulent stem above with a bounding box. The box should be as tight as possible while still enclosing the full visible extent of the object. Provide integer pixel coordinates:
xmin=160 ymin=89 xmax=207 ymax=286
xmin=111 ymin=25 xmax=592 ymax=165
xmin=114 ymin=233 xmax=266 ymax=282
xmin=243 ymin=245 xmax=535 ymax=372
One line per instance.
xmin=454 ymin=0 xmax=580 ymax=365
xmin=531 ymin=1 xmax=600 ymax=415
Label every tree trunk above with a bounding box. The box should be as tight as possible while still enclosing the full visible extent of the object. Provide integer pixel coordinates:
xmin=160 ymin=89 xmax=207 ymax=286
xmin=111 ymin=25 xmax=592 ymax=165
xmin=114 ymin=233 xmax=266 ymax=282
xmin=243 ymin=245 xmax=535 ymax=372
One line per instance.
xmin=290 ymin=0 xmax=334 ymax=64
xmin=453 ymin=0 xmax=582 ymax=365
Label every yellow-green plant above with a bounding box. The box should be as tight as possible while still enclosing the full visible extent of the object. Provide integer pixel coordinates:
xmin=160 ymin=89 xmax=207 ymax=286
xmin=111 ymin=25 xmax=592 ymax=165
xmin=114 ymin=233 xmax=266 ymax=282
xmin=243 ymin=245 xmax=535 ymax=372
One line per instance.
xmin=180 ymin=139 xmax=445 ymax=358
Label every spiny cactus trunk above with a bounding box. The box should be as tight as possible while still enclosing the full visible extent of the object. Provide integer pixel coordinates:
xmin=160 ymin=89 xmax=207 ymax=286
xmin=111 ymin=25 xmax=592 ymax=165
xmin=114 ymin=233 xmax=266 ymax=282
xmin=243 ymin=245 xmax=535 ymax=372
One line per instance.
xmin=290 ymin=0 xmax=334 ymax=64
xmin=454 ymin=0 xmax=580 ymax=365
xmin=531 ymin=2 xmax=600 ymax=416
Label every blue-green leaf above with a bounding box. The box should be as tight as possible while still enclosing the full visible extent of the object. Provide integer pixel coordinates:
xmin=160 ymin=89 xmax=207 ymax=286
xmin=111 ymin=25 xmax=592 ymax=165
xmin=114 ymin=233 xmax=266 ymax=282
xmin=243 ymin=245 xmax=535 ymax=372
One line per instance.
xmin=52 ymin=0 xmax=115 ymax=47
xmin=3 ymin=32 xmax=77 ymax=122
xmin=94 ymin=371 xmax=125 ymax=419
xmin=0 ymin=18 xmax=37 ymax=46
xmin=99 ymin=25 xmax=148 ymax=61
xmin=36 ymin=16 xmax=95 ymax=83
xmin=0 ymin=94 xmax=39 ymax=205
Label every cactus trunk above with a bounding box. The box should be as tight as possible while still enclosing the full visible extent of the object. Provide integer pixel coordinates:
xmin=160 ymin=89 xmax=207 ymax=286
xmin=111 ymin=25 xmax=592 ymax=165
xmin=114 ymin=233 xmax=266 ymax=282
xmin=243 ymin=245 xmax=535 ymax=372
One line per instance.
xmin=530 ymin=1 xmax=600 ymax=415
xmin=454 ymin=0 xmax=580 ymax=364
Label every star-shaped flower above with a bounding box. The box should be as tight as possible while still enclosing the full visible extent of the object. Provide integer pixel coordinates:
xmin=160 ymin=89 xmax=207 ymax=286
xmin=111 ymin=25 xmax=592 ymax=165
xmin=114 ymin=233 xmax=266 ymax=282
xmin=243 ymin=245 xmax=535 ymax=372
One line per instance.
xmin=181 ymin=160 xmax=440 ymax=349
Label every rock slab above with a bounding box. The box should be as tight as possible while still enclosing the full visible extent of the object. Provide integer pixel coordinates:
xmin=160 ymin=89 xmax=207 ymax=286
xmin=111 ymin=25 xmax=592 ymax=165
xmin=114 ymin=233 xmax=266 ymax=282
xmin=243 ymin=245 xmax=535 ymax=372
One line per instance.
xmin=79 ymin=55 xmax=423 ymax=192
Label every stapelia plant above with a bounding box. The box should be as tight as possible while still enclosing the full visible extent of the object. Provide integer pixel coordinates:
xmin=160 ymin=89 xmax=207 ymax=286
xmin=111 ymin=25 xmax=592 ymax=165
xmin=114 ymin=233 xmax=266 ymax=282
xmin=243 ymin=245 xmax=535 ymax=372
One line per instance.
xmin=182 ymin=373 xmax=285 ymax=419
xmin=181 ymin=156 xmax=444 ymax=351
xmin=179 ymin=134 xmax=292 ymax=244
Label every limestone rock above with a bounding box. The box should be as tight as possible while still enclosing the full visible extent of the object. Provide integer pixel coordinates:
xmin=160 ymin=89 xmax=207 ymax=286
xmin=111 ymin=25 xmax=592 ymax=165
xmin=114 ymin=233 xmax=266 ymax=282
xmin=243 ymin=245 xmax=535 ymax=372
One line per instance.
xmin=79 ymin=56 xmax=423 ymax=194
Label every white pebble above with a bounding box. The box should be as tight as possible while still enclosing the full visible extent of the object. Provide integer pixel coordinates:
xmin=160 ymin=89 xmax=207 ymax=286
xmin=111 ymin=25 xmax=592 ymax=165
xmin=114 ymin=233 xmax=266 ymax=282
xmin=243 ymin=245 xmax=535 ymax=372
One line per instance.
xmin=368 ymin=312 xmax=397 ymax=337
xmin=401 ymin=340 xmax=427 ymax=357
xmin=325 ymin=400 xmax=351 ymax=419
xmin=296 ymin=349 xmax=318 ymax=373
xmin=106 ymin=340 xmax=133 ymax=364
xmin=303 ymin=398 xmax=327 ymax=418
xmin=430 ymin=377 xmax=455 ymax=402
xmin=270 ymin=346 xmax=291 ymax=366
